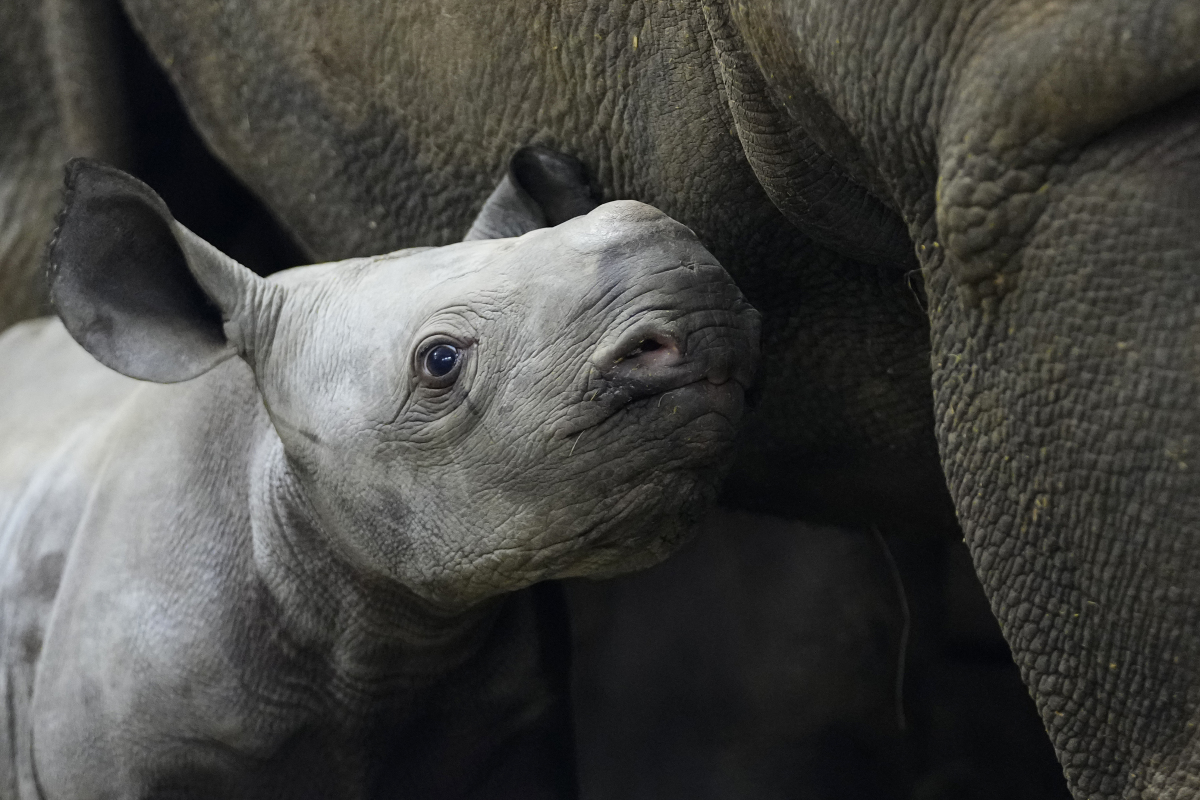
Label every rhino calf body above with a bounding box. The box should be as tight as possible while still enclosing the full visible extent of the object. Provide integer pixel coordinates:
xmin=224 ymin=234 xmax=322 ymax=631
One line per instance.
xmin=0 ymin=157 xmax=758 ymax=798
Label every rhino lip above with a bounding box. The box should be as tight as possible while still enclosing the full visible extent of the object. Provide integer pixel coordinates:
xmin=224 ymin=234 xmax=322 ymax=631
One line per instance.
xmin=555 ymin=376 xmax=744 ymax=440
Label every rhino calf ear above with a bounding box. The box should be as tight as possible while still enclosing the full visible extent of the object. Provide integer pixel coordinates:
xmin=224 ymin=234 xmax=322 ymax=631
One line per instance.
xmin=464 ymin=146 xmax=600 ymax=240
xmin=49 ymin=159 xmax=266 ymax=383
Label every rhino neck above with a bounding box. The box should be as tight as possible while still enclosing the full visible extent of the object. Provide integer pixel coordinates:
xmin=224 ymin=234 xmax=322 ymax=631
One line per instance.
xmin=247 ymin=436 xmax=502 ymax=691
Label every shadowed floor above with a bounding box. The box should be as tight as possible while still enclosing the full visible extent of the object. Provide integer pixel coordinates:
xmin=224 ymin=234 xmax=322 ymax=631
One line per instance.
xmin=566 ymin=510 xmax=1071 ymax=800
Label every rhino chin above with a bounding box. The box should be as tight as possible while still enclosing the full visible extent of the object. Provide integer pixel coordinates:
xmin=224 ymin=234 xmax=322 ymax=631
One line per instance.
xmin=551 ymin=478 xmax=719 ymax=582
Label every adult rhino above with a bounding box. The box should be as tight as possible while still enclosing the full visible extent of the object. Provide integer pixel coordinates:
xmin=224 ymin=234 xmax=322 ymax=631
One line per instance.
xmin=0 ymin=156 xmax=758 ymax=799
xmin=4 ymin=0 xmax=1199 ymax=797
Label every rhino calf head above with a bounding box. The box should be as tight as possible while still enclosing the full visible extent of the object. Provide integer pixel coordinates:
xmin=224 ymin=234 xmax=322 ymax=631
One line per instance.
xmin=50 ymin=159 xmax=760 ymax=610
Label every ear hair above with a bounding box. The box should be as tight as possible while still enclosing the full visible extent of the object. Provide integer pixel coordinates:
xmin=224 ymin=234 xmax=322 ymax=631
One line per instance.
xmin=463 ymin=146 xmax=600 ymax=241
xmin=49 ymin=159 xmax=274 ymax=383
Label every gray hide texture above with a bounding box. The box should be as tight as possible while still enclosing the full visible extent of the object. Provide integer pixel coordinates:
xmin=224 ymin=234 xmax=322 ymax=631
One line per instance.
xmin=0 ymin=155 xmax=758 ymax=799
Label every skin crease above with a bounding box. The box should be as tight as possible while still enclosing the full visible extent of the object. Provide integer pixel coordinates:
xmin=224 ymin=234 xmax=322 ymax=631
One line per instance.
xmin=1 ymin=0 xmax=1198 ymax=796
xmin=0 ymin=162 xmax=758 ymax=798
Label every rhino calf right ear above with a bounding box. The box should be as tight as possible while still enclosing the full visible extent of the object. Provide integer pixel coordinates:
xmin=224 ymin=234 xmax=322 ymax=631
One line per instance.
xmin=464 ymin=146 xmax=600 ymax=240
xmin=49 ymin=159 xmax=268 ymax=383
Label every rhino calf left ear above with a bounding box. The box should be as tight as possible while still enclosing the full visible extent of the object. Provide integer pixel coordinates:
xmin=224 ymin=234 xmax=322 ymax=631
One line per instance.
xmin=49 ymin=159 xmax=270 ymax=383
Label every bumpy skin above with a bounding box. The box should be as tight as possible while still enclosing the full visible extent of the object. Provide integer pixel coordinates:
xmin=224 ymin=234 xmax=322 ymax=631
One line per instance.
xmin=0 ymin=161 xmax=758 ymax=798
xmin=729 ymin=2 xmax=1200 ymax=797
xmin=103 ymin=1 xmax=1200 ymax=797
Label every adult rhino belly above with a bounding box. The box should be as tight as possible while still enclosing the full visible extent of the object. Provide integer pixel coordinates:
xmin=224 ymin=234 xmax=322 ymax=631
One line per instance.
xmin=0 ymin=318 xmax=136 ymax=798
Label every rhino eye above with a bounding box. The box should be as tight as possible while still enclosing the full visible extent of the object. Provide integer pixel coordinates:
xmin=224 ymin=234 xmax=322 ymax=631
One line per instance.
xmin=424 ymin=344 xmax=460 ymax=378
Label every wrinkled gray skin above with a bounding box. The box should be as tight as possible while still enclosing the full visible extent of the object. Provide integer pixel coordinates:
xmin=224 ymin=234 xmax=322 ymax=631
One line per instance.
xmin=5 ymin=0 xmax=1200 ymax=797
xmin=0 ymin=158 xmax=758 ymax=799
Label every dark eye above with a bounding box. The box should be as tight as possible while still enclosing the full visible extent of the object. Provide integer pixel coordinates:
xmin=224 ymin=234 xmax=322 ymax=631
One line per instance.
xmin=424 ymin=344 xmax=460 ymax=378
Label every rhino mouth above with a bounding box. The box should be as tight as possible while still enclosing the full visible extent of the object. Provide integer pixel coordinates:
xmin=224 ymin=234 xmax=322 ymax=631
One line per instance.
xmin=477 ymin=452 xmax=722 ymax=588
xmin=555 ymin=376 xmax=746 ymax=446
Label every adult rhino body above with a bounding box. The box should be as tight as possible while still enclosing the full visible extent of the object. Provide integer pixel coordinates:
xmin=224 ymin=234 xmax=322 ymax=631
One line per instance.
xmin=0 ymin=158 xmax=758 ymax=799
xmin=4 ymin=0 xmax=1200 ymax=796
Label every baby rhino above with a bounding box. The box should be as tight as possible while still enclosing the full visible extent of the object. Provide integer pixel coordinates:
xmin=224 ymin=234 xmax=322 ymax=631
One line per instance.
xmin=0 ymin=152 xmax=758 ymax=799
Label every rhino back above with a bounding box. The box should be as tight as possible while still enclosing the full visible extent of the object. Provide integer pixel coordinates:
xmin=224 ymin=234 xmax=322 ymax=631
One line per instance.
xmin=0 ymin=317 xmax=139 ymax=797
xmin=0 ymin=318 xmax=139 ymax=504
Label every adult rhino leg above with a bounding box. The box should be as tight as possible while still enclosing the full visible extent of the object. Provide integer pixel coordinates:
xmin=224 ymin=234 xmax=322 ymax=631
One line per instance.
xmin=928 ymin=92 xmax=1200 ymax=798
xmin=0 ymin=0 xmax=129 ymax=331
xmin=729 ymin=0 xmax=1200 ymax=791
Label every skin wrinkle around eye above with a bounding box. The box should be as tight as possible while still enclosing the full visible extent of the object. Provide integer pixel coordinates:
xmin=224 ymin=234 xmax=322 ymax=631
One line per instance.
xmin=364 ymin=288 xmax=600 ymax=476
xmin=373 ymin=303 xmax=498 ymax=432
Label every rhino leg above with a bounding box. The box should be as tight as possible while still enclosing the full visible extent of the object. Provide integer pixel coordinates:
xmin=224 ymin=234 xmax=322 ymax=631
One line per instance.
xmin=0 ymin=0 xmax=130 ymax=331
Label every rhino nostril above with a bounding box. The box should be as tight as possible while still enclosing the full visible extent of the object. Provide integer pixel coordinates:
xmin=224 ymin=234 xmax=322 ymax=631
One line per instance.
xmin=625 ymin=338 xmax=661 ymax=358
xmin=616 ymin=334 xmax=680 ymax=366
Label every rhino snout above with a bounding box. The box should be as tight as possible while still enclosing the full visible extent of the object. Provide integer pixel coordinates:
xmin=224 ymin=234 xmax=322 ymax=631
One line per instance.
xmin=597 ymin=324 xmax=683 ymax=375
xmin=592 ymin=305 xmax=759 ymax=403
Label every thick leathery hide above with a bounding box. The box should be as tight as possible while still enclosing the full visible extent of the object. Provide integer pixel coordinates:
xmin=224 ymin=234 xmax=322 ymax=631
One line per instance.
xmin=722 ymin=1 xmax=1200 ymax=795
xmin=702 ymin=1 xmax=915 ymax=269
xmin=929 ymin=96 xmax=1200 ymax=799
